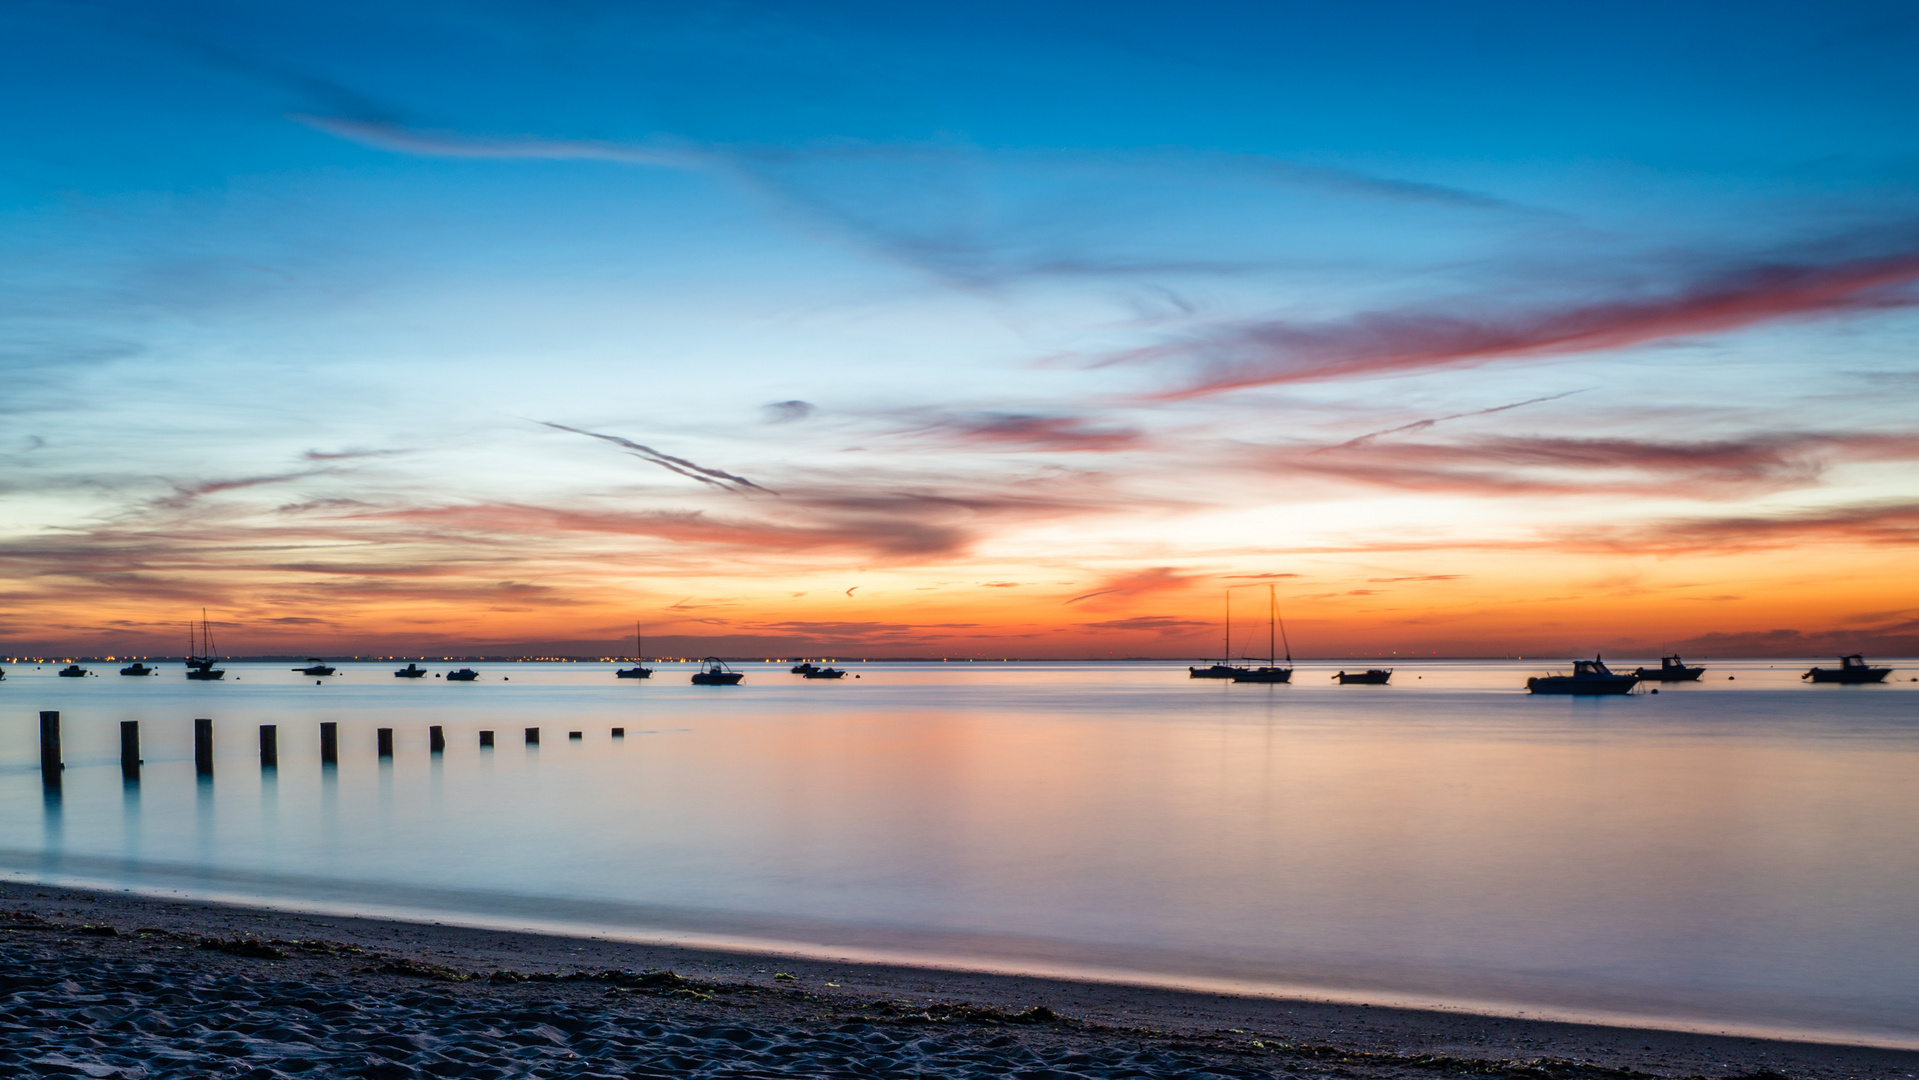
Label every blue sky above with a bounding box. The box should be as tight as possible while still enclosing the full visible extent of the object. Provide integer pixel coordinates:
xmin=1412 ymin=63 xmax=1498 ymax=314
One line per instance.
xmin=4 ymin=1 xmax=1919 ymax=656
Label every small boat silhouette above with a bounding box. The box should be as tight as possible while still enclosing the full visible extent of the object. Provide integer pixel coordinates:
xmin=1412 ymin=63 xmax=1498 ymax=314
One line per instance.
xmin=394 ymin=663 xmax=429 ymax=678
xmin=790 ymin=661 xmax=820 ymax=675
xmin=616 ymin=621 xmax=653 ymax=679
xmin=691 ymin=658 xmax=744 ymax=685
xmin=293 ymin=658 xmax=337 ymax=676
xmin=1189 ymin=590 xmax=1248 ymax=678
xmin=1334 ymin=669 xmax=1392 ymax=684
xmin=445 ymin=668 xmax=480 ymax=681
xmin=1803 ymin=655 xmax=1892 ymax=684
xmin=184 ymin=610 xmax=225 ymax=680
xmin=119 ymin=662 xmax=156 ymax=676
xmin=1632 ymin=655 xmax=1704 ymax=682
xmin=1231 ymin=585 xmax=1294 ymax=684
xmin=1527 ymin=656 xmax=1638 ymax=695
xmin=802 ymin=666 xmax=847 ymax=679
xmin=58 ymin=664 xmax=89 ymax=677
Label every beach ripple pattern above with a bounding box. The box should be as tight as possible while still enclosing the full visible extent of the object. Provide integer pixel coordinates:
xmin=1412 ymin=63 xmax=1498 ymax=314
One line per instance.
xmin=0 ymin=946 xmax=1269 ymax=1079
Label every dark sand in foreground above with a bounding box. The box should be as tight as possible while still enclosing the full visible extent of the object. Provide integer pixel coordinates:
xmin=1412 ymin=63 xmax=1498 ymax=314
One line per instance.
xmin=3 ymin=882 xmax=1912 ymax=1079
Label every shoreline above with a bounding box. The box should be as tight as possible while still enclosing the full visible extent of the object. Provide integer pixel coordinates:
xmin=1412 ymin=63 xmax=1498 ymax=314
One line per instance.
xmin=5 ymin=881 xmax=1914 ymax=1079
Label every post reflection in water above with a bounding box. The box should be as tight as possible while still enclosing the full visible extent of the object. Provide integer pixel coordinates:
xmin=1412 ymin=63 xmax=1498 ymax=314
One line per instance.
xmin=0 ymin=659 xmax=1915 ymax=1045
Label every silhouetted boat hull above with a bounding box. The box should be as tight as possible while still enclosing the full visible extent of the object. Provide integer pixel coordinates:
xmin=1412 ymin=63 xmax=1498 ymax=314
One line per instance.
xmin=58 ymin=665 xmax=88 ymax=678
xmin=692 ymin=657 xmax=743 ymax=685
xmin=615 ymin=667 xmax=653 ymax=678
xmin=119 ymin=663 xmax=155 ymax=676
xmin=1335 ymin=669 xmax=1392 ymax=684
xmin=1232 ymin=666 xmax=1293 ymax=683
xmin=445 ymin=668 xmax=479 ymax=681
xmin=1633 ymin=655 xmax=1704 ymax=681
xmin=1805 ymin=655 xmax=1891 ymax=683
xmin=294 ymin=659 xmax=336 ymax=676
xmin=802 ymin=668 xmax=846 ymax=679
xmin=394 ymin=664 xmax=428 ymax=678
xmin=1528 ymin=656 xmax=1637 ymax=695
xmin=1188 ymin=665 xmax=1246 ymax=679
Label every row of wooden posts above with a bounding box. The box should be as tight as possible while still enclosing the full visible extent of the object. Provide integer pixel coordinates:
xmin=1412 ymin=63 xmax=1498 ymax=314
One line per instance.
xmin=35 ymin=711 xmax=624 ymax=790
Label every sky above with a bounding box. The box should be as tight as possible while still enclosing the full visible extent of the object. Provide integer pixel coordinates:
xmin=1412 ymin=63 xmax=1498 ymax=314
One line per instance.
xmin=4 ymin=0 xmax=1919 ymax=659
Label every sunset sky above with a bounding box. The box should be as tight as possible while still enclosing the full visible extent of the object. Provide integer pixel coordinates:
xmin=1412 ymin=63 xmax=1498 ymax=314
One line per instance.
xmin=5 ymin=1 xmax=1919 ymax=658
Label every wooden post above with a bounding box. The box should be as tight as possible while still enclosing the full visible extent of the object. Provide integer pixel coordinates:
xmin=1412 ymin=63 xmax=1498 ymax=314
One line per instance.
xmin=479 ymin=730 xmax=494 ymax=747
xmin=260 ymin=724 xmax=278 ymax=768
xmin=525 ymin=727 xmax=539 ymax=745
xmin=320 ymin=721 xmax=338 ymax=764
xmin=194 ymin=718 xmax=214 ymax=778
xmin=39 ymin=711 xmax=61 ymax=791
xmin=611 ymin=727 xmax=625 ymax=737
xmin=377 ymin=728 xmax=393 ymax=757
xmin=120 ymin=721 xmax=140 ymax=782
xmin=429 ymin=725 xmax=445 ymax=753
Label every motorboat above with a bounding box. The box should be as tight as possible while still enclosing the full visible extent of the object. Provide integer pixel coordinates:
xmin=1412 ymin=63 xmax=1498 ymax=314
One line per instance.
xmin=1527 ymin=656 xmax=1638 ymax=695
xmin=802 ymin=666 xmax=847 ymax=679
xmin=1334 ymin=669 xmax=1392 ymax=684
xmin=1803 ymin=655 xmax=1892 ymax=684
xmin=1231 ymin=584 xmax=1294 ymax=684
xmin=790 ymin=661 xmax=820 ymax=675
xmin=119 ymin=662 xmax=156 ymax=676
xmin=58 ymin=664 xmax=89 ymax=677
xmin=615 ymin=621 xmax=653 ymax=678
xmin=293 ymin=658 xmax=337 ymax=676
xmin=445 ymin=668 xmax=480 ymax=681
xmin=1632 ymin=655 xmax=1704 ymax=682
xmin=691 ymin=657 xmax=744 ymax=685
xmin=184 ymin=609 xmax=225 ymax=680
xmin=394 ymin=663 xmax=429 ymax=678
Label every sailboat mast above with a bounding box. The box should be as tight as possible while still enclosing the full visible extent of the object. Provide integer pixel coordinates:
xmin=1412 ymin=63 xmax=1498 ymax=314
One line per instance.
xmin=1268 ymin=584 xmax=1276 ymax=667
xmin=1224 ymin=591 xmax=1231 ymax=663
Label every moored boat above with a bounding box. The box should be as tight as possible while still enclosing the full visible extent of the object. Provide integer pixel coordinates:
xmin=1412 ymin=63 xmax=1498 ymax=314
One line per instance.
xmin=691 ymin=657 xmax=743 ymax=685
xmin=1527 ymin=656 xmax=1638 ymax=695
xmin=1633 ymin=655 xmax=1704 ymax=682
xmin=58 ymin=664 xmax=89 ymax=677
xmin=394 ymin=663 xmax=429 ymax=678
xmin=1334 ymin=669 xmax=1392 ymax=684
xmin=790 ymin=661 xmax=820 ymax=675
xmin=1189 ymin=590 xmax=1248 ymax=678
xmin=294 ymin=658 xmax=337 ymax=676
xmin=802 ymin=666 xmax=846 ymax=679
xmin=1230 ymin=584 xmax=1294 ymax=684
xmin=1803 ymin=655 xmax=1892 ymax=684
xmin=615 ymin=621 xmax=653 ymax=679
xmin=184 ymin=610 xmax=225 ymax=680
xmin=445 ymin=668 xmax=480 ymax=681
xmin=119 ymin=662 xmax=156 ymax=676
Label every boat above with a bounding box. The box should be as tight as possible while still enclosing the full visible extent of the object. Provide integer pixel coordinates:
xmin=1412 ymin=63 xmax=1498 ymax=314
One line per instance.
xmin=1526 ymin=656 xmax=1638 ymax=695
xmin=615 ymin=622 xmax=654 ymax=679
xmin=1189 ymin=590 xmax=1249 ymax=679
xmin=119 ymin=662 xmax=156 ymax=676
xmin=690 ymin=657 xmax=744 ymax=685
xmin=293 ymin=658 xmax=337 ymax=676
xmin=1334 ymin=669 xmax=1392 ymax=684
xmin=394 ymin=663 xmax=429 ymax=678
xmin=790 ymin=661 xmax=820 ymax=675
xmin=1632 ymin=655 xmax=1704 ymax=682
xmin=58 ymin=664 xmax=89 ymax=677
xmin=445 ymin=668 xmax=480 ymax=681
xmin=1803 ymin=655 xmax=1892 ymax=684
xmin=802 ymin=666 xmax=847 ymax=679
xmin=184 ymin=610 xmax=225 ymax=680
xmin=1232 ymin=584 xmax=1294 ymax=683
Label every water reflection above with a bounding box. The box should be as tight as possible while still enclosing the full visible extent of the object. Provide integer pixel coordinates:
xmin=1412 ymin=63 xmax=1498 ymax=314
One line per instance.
xmin=0 ymin=659 xmax=1914 ymax=1043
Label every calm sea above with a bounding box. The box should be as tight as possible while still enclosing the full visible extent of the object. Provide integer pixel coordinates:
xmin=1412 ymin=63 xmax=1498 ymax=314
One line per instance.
xmin=3 ymin=659 xmax=1916 ymax=1044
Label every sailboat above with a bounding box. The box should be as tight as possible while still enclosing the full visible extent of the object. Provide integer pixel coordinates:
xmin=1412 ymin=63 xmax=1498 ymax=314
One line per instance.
xmin=184 ymin=610 xmax=225 ymax=680
xmin=1232 ymin=584 xmax=1293 ymax=683
xmin=1188 ymin=590 xmax=1250 ymax=679
xmin=616 ymin=622 xmax=653 ymax=679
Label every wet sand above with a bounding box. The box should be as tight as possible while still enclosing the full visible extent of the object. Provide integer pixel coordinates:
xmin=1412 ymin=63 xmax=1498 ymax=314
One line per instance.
xmin=3 ymin=882 xmax=1912 ymax=1079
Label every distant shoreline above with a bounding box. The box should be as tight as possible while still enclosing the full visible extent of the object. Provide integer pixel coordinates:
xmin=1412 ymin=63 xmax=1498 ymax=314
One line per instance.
xmin=4 ymin=880 xmax=1913 ymax=1079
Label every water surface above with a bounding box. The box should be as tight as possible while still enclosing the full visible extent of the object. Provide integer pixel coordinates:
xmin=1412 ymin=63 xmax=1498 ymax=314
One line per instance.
xmin=4 ymin=658 xmax=1916 ymax=1044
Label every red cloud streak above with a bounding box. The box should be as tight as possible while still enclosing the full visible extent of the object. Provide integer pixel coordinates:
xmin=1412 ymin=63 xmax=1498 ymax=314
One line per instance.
xmin=1138 ymin=252 xmax=1919 ymax=396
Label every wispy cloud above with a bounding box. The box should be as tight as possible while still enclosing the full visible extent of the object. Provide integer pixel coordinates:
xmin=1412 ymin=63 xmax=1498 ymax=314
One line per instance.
xmin=1065 ymin=566 xmax=1195 ymax=605
xmin=890 ymin=411 xmax=1146 ymax=452
xmin=538 ymin=421 xmax=773 ymax=494
xmin=1119 ymin=249 xmax=1919 ymax=396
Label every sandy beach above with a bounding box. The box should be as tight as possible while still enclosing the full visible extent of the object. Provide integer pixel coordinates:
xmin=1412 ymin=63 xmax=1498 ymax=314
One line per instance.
xmin=2 ymin=882 xmax=1911 ymax=1079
